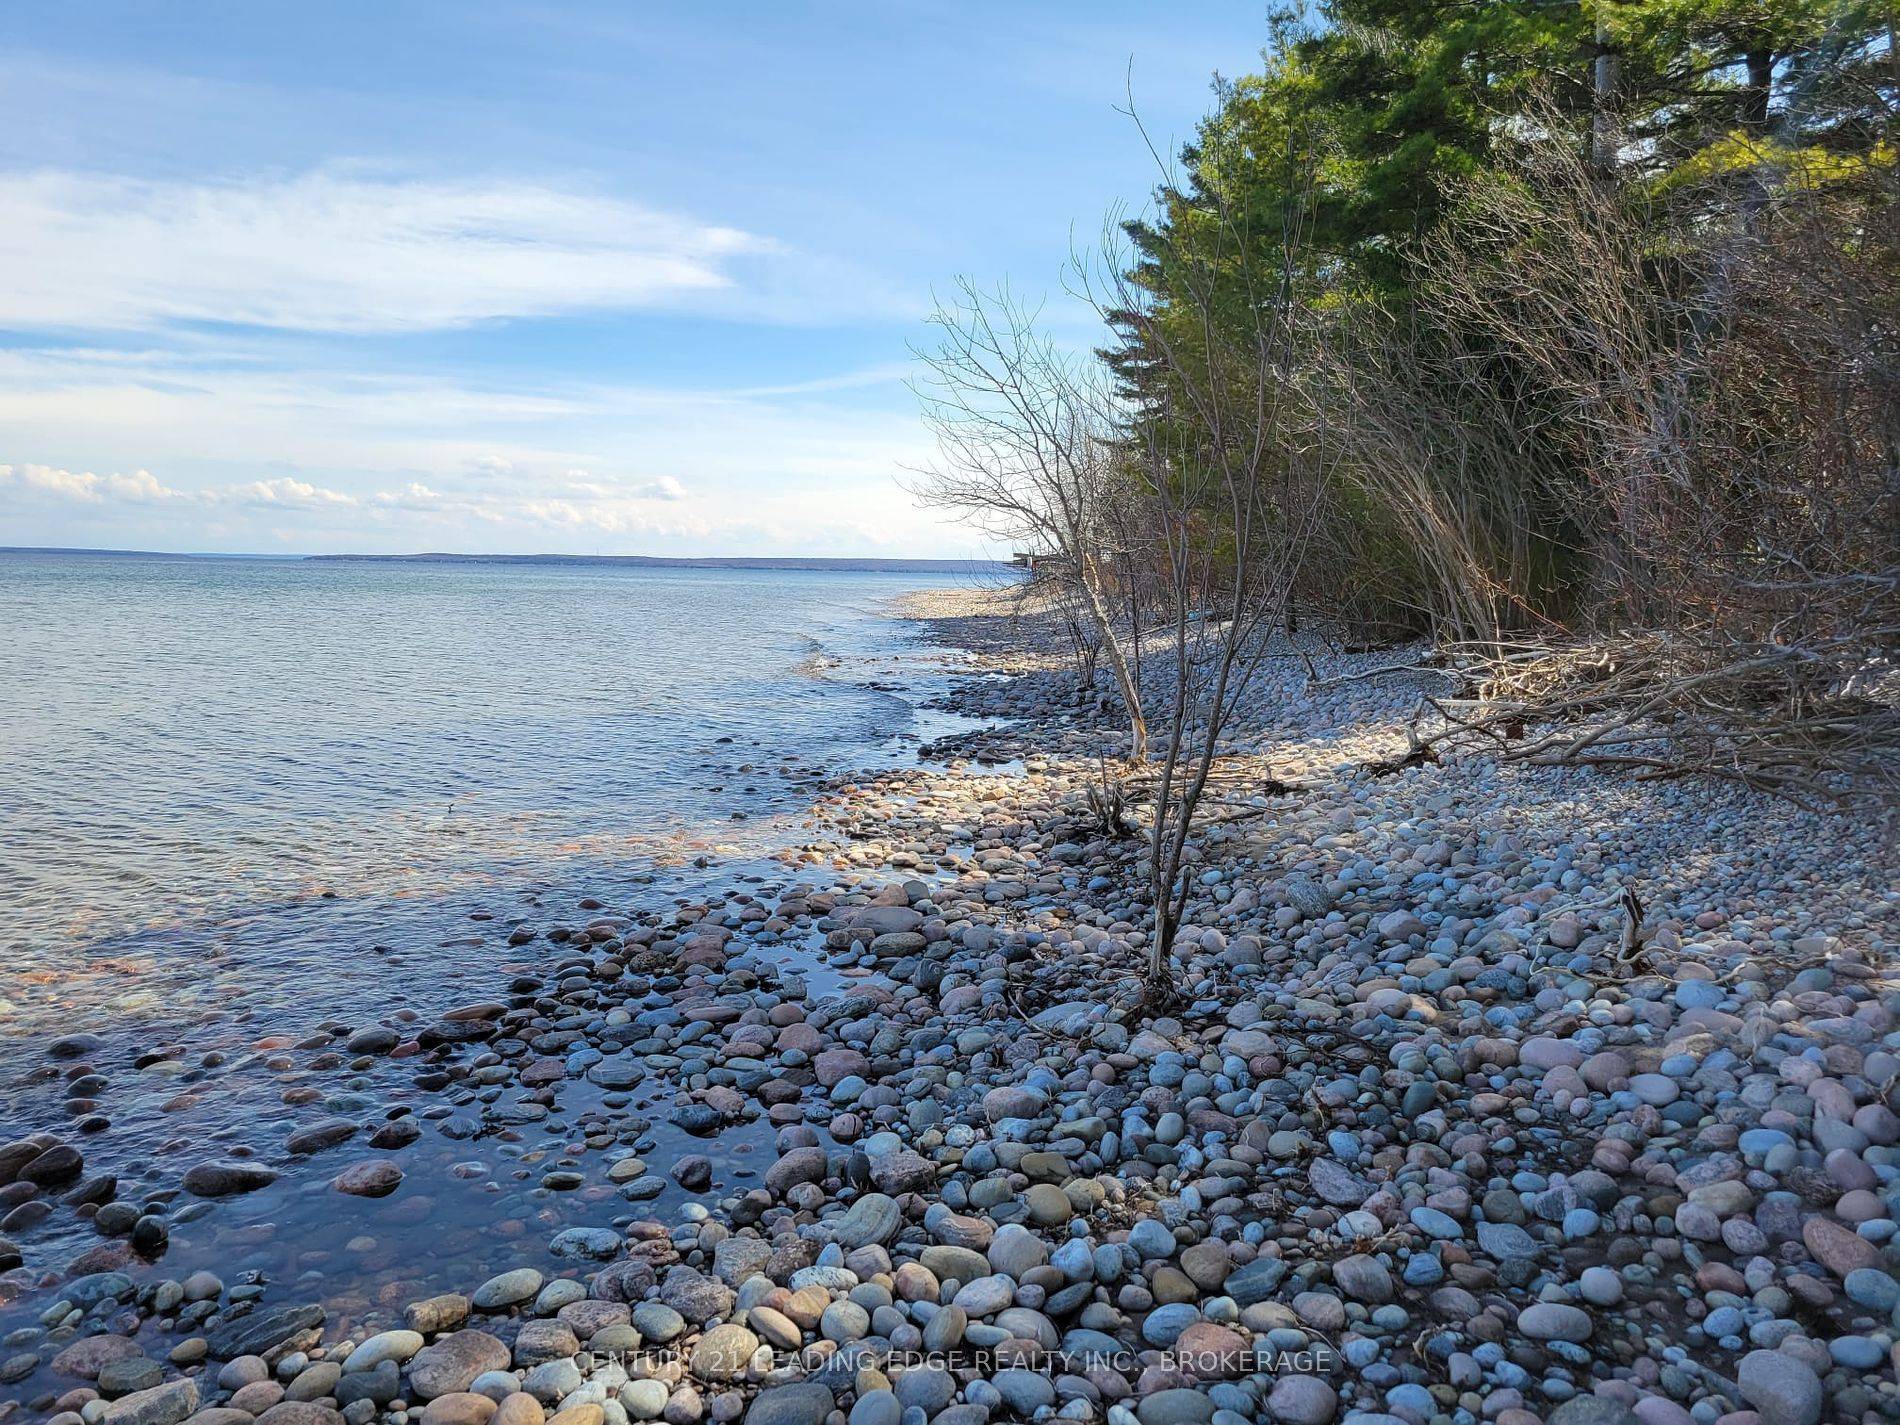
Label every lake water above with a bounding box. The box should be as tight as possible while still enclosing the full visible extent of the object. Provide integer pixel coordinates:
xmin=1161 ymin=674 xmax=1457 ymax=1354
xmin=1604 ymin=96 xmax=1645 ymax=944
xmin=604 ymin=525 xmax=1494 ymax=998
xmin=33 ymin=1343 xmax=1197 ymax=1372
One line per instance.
xmin=0 ymin=552 xmax=990 ymax=1037
xmin=0 ymin=551 xmax=1001 ymax=1372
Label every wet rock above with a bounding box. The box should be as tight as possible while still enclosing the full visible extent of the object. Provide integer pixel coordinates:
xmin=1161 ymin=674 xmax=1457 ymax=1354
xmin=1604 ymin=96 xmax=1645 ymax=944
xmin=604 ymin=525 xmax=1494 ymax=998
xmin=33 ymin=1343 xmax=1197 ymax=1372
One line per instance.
xmin=285 ymin=1120 xmax=359 ymax=1156
xmin=406 ymin=1294 xmax=472 ymax=1335
xmin=99 ymin=1357 xmax=165 ymax=1395
xmin=54 ymin=1335 xmax=147 ymax=1380
xmin=182 ymin=1161 xmax=280 ymax=1197
xmin=22 ymin=1143 xmax=86 ymax=1186
xmin=205 ymin=1304 xmax=326 ymax=1361
xmin=472 ymin=1270 xmax=544 ymax=1312
xmin=548 ymin=1227 xmax=620 ymax=1261
xmin=332 ymin=1159 xmax=403 ymax=1197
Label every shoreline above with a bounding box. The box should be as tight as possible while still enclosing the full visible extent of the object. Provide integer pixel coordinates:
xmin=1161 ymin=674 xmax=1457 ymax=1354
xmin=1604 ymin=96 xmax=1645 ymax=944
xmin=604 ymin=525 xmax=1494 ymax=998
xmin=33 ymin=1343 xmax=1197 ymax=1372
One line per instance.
xmin=2 ymin=589 xmax=1896 ymax=1425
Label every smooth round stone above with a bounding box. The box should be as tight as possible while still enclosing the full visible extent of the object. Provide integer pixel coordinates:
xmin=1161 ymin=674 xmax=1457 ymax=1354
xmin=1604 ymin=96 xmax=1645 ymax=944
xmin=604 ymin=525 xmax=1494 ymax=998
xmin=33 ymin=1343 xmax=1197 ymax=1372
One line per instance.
xmin=1141 ymin=1303 xmax=1200 ymax=1347
xmin=1409 ymin=1207 xmax=1461 ymax=1240
xmin=1578 ymin=1268 xmax=1623 ymax=1307
xmin=743 ymin=1384 xmax=835 ymax=1425
xmin=620 ymin=1381 xmax=667 ymax=1421
xmin=631 ymin=1304 xmax=684 ymax=1344
xmin=1736 ymin=1349 xmax=1823 ymax=1425
xmin=688 ymin=1325 xmax=758 ymax=1383
xmin=1844 ymin=1268 xmax=1899 ymax=1311
xmin=1128 ymin=1219 xmax=1177 ymax=1259
xmin=951 ymin=1276 xmax=1014 ymax=1317
xmin=534 ymin=1280 xmax=587 ymax=1315
xmin=1021 ymin=1183 xmax=1072 ymax=1226
xmin=343 ymin=1332 xmax=424 ymax=1376
xmin=819 ymin=1302 xmax=869 ymax=1344
xmin=1264 ymin=1377 xmax=1336 ymax=1425
xmin=472 ymin=1269 xmax=544 ymax=1313
xmin=1518 ymin=1303 xmax=1592 ymax=1342
xmin=1829 ymin=1335 xmax=1885 ymax=1370
xmin=990 ymin=1370 xmax=1055 ymax=1415
xmin=332 ymin=1159 xmax=404 ymax=1197
xmin=891 ymin=1366 xmax=955 ymax=1415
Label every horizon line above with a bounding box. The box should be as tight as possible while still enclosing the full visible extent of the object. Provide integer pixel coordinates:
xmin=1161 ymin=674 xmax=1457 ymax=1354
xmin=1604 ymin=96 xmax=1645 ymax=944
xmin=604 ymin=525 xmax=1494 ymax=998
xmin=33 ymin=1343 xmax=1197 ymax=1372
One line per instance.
xmin=0 ymin=543 xmax=1019 ymax=569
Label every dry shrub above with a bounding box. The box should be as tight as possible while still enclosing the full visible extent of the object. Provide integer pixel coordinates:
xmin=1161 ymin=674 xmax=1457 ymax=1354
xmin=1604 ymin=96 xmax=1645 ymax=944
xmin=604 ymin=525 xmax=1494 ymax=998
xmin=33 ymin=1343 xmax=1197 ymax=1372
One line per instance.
xmin=1378 ymin=117 xmax=1899 ymax=803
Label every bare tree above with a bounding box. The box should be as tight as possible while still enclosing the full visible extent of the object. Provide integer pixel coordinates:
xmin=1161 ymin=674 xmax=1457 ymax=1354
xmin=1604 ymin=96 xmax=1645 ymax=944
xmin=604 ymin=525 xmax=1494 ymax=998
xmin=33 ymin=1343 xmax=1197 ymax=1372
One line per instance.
xmin=1086 ymin=107 xmax=1333 ymax=1004
xmin=909 ymin=279 xmax=1149 ymax=758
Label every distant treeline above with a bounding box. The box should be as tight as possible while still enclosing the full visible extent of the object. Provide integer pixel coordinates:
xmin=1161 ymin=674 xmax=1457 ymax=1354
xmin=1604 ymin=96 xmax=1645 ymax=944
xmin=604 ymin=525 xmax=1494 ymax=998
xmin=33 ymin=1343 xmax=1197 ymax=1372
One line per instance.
xmin=912 ymin=0 xmax=1896 ymax=812
xmin=306 ymin=553 xmax=1018 ymax=573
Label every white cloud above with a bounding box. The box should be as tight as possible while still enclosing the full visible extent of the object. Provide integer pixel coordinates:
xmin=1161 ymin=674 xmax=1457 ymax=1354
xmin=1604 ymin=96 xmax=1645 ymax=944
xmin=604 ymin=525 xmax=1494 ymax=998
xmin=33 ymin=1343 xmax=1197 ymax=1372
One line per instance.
xmin=0 ymin=168 xmax=767 ymax=333
xmin=0 ymin=460 xmax=709 ymax=528
xmin=0 ymin=462 xmax=187 ymax=504
xmin=0 ymin=343 xmax=991 ymax=557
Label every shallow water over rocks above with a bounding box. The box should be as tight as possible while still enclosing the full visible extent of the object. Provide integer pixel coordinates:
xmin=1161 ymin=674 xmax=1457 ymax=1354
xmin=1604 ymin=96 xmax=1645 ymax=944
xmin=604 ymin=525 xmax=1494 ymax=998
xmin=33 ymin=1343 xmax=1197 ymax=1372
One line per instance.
xmin=0 ymin=556 xmax=1006 ymax=1404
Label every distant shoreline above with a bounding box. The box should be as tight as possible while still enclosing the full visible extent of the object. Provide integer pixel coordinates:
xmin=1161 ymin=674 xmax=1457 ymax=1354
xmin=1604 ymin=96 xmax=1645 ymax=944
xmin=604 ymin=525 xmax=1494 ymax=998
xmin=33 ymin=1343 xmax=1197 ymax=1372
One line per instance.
xmin=1 ymin=545 xmax=1019 ymax=574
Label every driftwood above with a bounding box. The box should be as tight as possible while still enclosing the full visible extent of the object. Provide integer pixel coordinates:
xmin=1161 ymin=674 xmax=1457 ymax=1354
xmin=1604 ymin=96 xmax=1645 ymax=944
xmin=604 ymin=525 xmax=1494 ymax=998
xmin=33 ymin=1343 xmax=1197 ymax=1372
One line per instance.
xmin=1394 ymin=629 xmax=1899 ymax=809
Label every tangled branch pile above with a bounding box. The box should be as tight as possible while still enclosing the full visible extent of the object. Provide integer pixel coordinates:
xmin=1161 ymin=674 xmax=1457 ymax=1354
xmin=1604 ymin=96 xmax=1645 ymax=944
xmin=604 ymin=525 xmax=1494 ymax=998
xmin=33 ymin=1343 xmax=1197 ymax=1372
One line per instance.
xmin=1412 ymin=628 xmax=1899 ymax=807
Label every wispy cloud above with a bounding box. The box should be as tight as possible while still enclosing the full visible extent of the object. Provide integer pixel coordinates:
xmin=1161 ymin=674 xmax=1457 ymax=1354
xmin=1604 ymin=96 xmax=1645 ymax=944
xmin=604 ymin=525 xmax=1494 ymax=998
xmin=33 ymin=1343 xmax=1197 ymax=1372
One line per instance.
xmin=0 ymin=460 xmax=715 ymax=536
xmin=0 ymin=167 xmax=769 ymax=333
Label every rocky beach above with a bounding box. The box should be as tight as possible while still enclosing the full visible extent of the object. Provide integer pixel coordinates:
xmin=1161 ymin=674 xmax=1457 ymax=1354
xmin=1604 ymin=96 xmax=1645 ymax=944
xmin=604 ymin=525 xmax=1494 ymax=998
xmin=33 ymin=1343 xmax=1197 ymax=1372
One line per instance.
xmin=2 ymin=586 xmax=1896 ymax=1425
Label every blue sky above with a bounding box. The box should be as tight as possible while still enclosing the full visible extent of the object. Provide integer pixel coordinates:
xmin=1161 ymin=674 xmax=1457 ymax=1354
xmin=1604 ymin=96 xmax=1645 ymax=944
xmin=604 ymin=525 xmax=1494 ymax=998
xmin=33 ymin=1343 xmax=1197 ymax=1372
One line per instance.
xmin=0 ymin=2 xmax=1269 ymax=557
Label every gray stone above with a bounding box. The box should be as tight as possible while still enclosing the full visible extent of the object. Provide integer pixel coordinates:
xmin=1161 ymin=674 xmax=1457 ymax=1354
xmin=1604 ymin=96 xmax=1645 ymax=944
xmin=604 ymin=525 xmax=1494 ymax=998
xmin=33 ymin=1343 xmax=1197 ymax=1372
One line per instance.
xmin=1138 ymin=1389 xmax=1216 ymax=1425
xmin=1223 ymin=1257 xmax=1286 ymax=1307
xmin=181 ymin=1161 xmax=279 ymax=1197
xmin=742 ymin=1384 xmax=835 ymax=1425
xmin=548 ymin=1227 xmax=621 ymax=1261
xmin=472 ymin=1270 xmax=544 ymax=1311
xmin=991 ymin=1370 xmax=1055 ymax=1414
xmin=407 ymin=1332 xmax=511 ymax=1400
xmin=1737 ymin=1350 xmax=1824 ymax=1425
xmin=205 ymin=1305 xmax=325 ymax=1362
xmin=1518 ymin=1302 xmax=1592 ymax=1343
xmin=103 ymin=1380 xmax=199 ymax=1425
xmin=1266 ymin=1376 xmax=1337 ymax=1425
xmin=1331 ymin=1256 xmax=1392 ymax=1304
xmin=1548 ymin=1399 xmax=1641 ymax=1425
xmin=832 ymin=1193 xmax=902 ymax=1250
xmin=892 ymin=1366 xmax=955 ymax=1414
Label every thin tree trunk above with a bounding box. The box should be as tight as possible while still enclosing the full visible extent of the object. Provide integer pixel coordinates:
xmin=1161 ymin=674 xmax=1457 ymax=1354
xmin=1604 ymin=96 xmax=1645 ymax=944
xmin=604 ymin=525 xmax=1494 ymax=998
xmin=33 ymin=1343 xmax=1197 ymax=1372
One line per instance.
xmin=1078 ymin=551 xmax=1148 ymax=759
xmin=1742 ymin=49 xmax=1774 ymax=131
xmin=1592 ymin=3 xmax=1620 ymax=175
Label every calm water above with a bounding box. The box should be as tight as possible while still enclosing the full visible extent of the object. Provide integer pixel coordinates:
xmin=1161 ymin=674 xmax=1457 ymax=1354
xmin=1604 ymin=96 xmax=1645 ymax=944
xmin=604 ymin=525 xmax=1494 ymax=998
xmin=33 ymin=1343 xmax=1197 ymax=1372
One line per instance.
xmin=0 ymin=552 xmax=980 ymax=1032
xmin=0 ymin=552 xmax=996 ymax=1377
